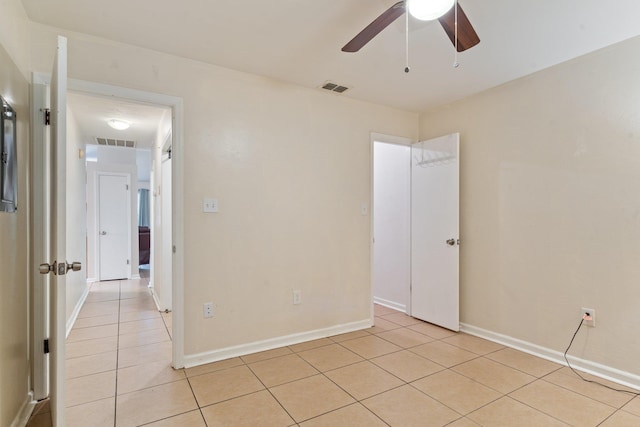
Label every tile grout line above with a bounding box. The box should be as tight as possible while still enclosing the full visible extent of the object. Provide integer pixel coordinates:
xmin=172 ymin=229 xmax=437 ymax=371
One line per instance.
xmin=333 ymin=320 xmax=512 ymax=425
xmin=244 ymin=358 xmax=299 ymax=425
xmin=148 ymin=306 xmax=636 ymax=426
xmin=385 ymin=317 xmax=640 ymax=418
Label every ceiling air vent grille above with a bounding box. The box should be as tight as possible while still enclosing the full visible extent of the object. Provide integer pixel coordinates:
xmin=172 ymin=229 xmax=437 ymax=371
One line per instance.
xmin=96 ymin=137 xmax=136 ymax=148
xmin=320 ymin=81 xmax=350 ymax=94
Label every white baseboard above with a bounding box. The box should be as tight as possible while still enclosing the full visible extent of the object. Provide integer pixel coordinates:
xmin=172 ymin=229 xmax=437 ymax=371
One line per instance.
xmin=86 ymin=277 xmax=98 ymax=283
xmin=460 ymin=323 xmax=640 ymax=391
xmin=131 ymin=274 xmax=141 ymax=280
xmin=149 ymin=286 xmax=163 ymax=312
xmin=373 ymin=297 xmax=407 ymax=313
xmin=183 ymin=319 xmax=372 ymax=368
xmin=10 ymin=391 xmax=35 ymax=427
xmin=66 ymin=285 xmax=91 ymax=338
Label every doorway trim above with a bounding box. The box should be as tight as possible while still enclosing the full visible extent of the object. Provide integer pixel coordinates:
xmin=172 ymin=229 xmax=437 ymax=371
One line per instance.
xmin=31 ymin=73 xmax=51 ymax=401
xmin=68 ymin=78 xmax=185 ymax=368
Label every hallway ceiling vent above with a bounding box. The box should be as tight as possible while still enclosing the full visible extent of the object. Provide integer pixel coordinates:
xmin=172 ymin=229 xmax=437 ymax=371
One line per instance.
xmin=319 ymin=81 xmax=350 ymax=94
xmin=96 ymin=137 xmax=136 ymax=148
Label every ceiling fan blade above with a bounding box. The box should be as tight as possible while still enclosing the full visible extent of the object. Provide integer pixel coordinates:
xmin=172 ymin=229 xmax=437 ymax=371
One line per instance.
xmin=342 ymin=1 xmax=406 ymax=53
xmin=438 ymin=3 xmax=480 ymax=52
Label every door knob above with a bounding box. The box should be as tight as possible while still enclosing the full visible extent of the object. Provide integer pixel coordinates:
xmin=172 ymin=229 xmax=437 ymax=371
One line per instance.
xmin=39 ymin=262 xmax=56 ymax=274
xmin=66 ymin=261 xmax=82 ymax=273
xmin=100 ymin=231 xmax=107 ymax=235
xmin=39 ymin=261 xmax=65 ymax=275
xmin=446 ymin=238 xmax=456 ymax=246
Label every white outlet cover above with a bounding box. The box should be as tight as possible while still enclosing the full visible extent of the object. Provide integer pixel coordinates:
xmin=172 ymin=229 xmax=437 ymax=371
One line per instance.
xmin=203 ymin=198 xmax=219 ymax=213
xmin=203 ymin=302 xmax=214 ymax=318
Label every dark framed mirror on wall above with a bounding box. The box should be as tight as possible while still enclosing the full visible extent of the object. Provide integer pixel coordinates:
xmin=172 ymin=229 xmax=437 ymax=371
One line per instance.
xmin=1 ymin=95 xmax=17 ymax=213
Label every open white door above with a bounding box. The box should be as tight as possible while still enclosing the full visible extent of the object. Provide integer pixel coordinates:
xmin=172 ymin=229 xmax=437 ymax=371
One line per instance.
xmin=38 ymin=35 xmax=76 ymax=427
xmin=411 ymin=133 xmax=460 ymax=331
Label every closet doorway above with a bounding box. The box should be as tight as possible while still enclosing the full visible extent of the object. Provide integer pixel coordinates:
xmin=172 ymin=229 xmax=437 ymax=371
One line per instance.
xmin=372 ymin=133 xmax=460 ymax=331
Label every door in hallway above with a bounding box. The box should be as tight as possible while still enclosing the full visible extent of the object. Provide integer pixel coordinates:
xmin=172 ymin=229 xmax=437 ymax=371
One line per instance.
xmin=411 ymin=133 xmax=460 ymax=331
xmin=47 ymin=35 xmax=72 ymax=427
xmin=98 ymin=173 xmax=130 ymax=280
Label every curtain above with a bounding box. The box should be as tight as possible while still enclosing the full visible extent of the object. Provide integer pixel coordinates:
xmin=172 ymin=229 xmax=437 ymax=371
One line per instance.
xmin=138 ymin=189 xmax=150 ymax=227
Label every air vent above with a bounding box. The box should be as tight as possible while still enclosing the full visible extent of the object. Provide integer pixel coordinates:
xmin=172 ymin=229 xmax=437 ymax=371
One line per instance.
xmin=319 ymin=81 xmax=350 ymax=94
xmin=96 ymin=137 xmax=136 ymax=148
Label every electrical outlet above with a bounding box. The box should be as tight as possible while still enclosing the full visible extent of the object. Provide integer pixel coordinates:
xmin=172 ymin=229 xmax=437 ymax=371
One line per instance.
xmin=581 ymin=307 xmax=595 ymax=327
xmin=293 ymin=290 xmax=301 ymax=305
xmin=203 ymin=302 xmax=214 ymax=318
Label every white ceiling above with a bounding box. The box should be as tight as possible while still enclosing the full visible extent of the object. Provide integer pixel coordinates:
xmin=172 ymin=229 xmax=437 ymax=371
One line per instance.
xmin=23 ymin=0 xmax=640 ymax=112
xmin=67 ymin=91 xmax=169 ymax=150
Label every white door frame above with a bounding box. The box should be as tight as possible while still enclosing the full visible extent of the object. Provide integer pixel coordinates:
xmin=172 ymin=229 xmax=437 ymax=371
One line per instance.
xmin=370 ymin=132 xmax=460 ymax=331
xmin=160 ymin=149 xmax=173 ymax=311
xmin=30 ymin=78 xmax=185 ymax=399
xmin=31 ymin=73 xmax=51 ymax=401
xmin=67 ymin=79 xmax=186 ymax=369
xmin=96 ymin=171 xmax=132 ymax=281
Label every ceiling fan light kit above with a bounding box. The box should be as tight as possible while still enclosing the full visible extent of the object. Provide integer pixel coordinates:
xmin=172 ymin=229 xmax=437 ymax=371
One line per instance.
xmin=341 ymin=0 xmax=479 ymax=54
xmin=407 ymin=0 xmax=455 ymax=21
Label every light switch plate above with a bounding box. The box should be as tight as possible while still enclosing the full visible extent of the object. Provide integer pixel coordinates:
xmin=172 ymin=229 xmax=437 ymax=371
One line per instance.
xmin=203 ymin=198 xmax=219 ymax=213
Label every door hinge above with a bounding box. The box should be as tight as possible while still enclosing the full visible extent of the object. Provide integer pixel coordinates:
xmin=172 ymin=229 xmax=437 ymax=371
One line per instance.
xmin=126 ymin=259 xmax=130 ymax=265
xmin=44 ymin=109 xmax=51 ymax=126
xmin=126 ymin=184 xmax=129 ymax=190
xmin=44 ymin=339 xmax=49 ymax=354
xmin=172 ymin=245 xmax=176 ymax=254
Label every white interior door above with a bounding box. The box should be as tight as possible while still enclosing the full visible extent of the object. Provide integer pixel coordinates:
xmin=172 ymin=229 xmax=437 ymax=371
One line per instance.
xmin=98 ymin=174 xmax=130 ymax=280
xmin=49 ymin=35 xmax=68 ymax=427
xmin=411 ymin=133 xmax=460 ymax=331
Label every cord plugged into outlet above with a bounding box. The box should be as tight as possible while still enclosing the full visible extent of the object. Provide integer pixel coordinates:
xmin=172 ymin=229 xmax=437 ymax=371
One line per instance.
xmin=565 ymin=312 xmax=640 ymax=396
xmin=581 ymin=307 xmax=595 ymax=327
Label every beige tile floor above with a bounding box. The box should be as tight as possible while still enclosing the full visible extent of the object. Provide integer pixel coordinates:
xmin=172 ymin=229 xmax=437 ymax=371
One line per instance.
xmin=27 ymin=277 xmax=640 ymax=426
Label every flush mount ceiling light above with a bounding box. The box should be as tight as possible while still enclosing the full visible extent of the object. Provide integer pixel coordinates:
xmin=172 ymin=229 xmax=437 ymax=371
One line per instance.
xmin=407 ymin=0 xmax=455 ymax=20
xmin=107 ymin=119 xmax=130 ymax=130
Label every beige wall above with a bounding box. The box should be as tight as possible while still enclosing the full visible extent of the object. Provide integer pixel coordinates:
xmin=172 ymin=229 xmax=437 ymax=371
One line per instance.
xmin=65 ymin=108 xmax=88 ymax=323
xmin=29 ymin=25 xmax=418 ymax=357
xmin=419 ymin=36 xmax=640 ymax=375
xmin=0 ymin=34 xmax=30 ymax=427
xmin=0 ymin=0 xmax=30 ymax=78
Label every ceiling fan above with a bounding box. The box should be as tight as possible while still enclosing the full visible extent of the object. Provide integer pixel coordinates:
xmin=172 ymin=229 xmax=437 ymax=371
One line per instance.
xmin=342 ymin=0 xmax=480 ymax=53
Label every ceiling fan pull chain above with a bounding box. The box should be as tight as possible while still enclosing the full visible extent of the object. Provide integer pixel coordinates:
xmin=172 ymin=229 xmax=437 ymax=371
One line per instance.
xmin=404 ymin=4 xmax=410 ymax=73
xmin=453 ymin=0 xmax=460 ymax=68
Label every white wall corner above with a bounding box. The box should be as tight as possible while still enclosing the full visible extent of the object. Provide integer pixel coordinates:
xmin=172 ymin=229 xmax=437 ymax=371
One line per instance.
xmin=183 ymin=319 xmax=372 ymax=369
xmin=10 ymin=391 xmax=36 ymax=427
xmin=460 ymin=323 xmax=640 ymax=391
